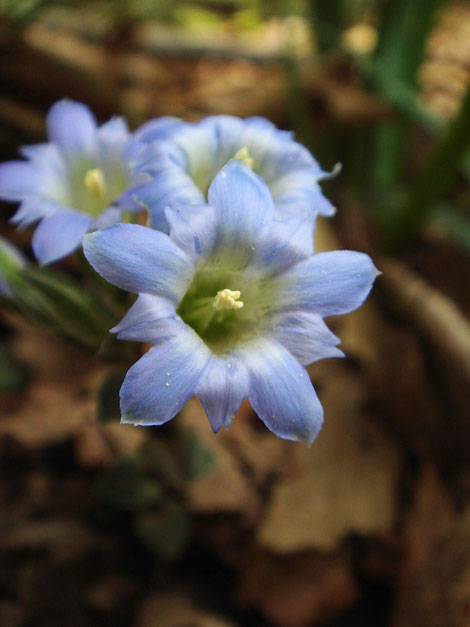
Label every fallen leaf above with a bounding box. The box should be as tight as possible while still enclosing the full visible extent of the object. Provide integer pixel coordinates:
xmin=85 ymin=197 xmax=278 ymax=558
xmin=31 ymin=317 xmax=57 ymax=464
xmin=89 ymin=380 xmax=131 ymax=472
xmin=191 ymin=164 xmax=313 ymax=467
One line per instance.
xmin=180 ymin=399 xmax=260 ymax=521
xmin=400 ymin=461 xmax=456 ymax=579
xmin=135 ymin=593 xmax=238 ymax=627
xmin=237 ymin=547 xmax=358 ymax=627
xmin=0 ymin=517 xmax=95 ymax=561
xmin=257 ymin=361 xmax=400 ymax=552
xmin=392 ymin=508 xmax=470 ymax=627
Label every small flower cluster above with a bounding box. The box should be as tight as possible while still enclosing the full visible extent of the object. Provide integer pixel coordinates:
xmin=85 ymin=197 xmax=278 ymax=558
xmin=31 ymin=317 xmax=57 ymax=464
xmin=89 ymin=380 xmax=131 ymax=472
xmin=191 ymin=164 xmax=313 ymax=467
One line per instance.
xmin=0 ymin=100 xmax=379 ymax=444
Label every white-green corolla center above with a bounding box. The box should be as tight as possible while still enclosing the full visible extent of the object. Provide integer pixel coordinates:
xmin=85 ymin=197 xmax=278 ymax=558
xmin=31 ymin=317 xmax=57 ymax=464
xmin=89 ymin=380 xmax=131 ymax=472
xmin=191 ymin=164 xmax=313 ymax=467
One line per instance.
xmin=177 ymin=256 xmax=280 ymax=356
xmin=66 ymin=163 xmax=128 ymax=216
xmin=190 ymin=146 xmax=256 ymax=197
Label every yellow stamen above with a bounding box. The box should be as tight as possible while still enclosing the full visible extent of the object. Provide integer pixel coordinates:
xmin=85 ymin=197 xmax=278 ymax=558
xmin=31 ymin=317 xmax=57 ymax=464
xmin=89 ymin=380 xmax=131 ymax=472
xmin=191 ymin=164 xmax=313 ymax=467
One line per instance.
xmin=234 ymin=147 xmax=254 ymax=169
xmin=213 ymin=288 xmax=244 ymax=311
xmin=84 ymin=168 xmax=107 ymax=200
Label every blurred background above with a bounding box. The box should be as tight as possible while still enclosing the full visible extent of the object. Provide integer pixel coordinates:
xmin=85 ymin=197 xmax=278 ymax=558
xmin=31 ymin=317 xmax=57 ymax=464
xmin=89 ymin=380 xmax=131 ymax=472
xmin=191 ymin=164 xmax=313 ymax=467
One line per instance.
xmin=1 ymin=1 xmax=470 ymax=625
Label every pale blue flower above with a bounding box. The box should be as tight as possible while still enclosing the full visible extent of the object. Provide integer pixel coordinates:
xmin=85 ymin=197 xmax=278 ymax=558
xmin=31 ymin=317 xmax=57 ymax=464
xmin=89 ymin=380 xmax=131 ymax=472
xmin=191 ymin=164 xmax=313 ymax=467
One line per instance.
xmin=133 ymin=115 xmax=336 ymax=243
xmin=0 ymin=100 xmax=144 ymax=265
xmin=83 ymin=161 xmax=378 ymax=444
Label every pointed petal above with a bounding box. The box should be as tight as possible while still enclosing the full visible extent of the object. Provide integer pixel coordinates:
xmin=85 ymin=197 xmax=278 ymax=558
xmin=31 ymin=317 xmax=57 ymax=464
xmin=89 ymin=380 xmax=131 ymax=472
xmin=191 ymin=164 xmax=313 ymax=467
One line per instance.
xmin=120 ymin=326 xmax=211 ymax=426
xmin=0 ymin=161 xmax=46 ymax=201
xmin=46 ymin=100 xmax=98 ymax=159
xmin=272 ymin=173 xmax=336 ymax=218
xmin=98 ymin=116 xmax=129 ymax=158
xmin=244 ymin=339 xmax=323 ymax=445
xmin=270 ymin=310 xmax=344 ymax=365
xmin=10 ymin=198 xmax=62 ymax=228
xmin=195 ymin=356 xmax=248 ymax=433
xmin=19 ymin=143 xmax=67 ymax=179
xmin=83 ymin=223 xmax=192 ymax=301
xmin=32 ymin=210 xmax=92 ymax=265
xmin=279 ymin=251 xmax=380 ymax=316
xmin=111 ymin=294 xmax=176 ymax=342
xmin=207 ymin=160 xmax=274 ymax=251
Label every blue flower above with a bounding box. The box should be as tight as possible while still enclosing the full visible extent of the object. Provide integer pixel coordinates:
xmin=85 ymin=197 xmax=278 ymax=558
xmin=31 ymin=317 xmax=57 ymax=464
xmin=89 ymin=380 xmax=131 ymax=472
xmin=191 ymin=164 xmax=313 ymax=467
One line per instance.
xmin=83 ymin=161 xmax=378 ymax=444
xmin=0 ymin=100 xmax=144 ymax=265
xmin=133 ymin=115 xmax=336 ymax=242
xmin=0 ymin=236 xmax=26 ymax=298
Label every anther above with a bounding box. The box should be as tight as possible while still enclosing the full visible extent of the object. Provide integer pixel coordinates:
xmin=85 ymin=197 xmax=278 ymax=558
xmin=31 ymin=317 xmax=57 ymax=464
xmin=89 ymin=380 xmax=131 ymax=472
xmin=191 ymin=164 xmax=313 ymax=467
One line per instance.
xmin=85 ymin=168 xmax=107 ymax=200
xmin=213 ymin=288 xmax=244 ymax=311
xmin=234 ymin=147 xmax=254 ymax=169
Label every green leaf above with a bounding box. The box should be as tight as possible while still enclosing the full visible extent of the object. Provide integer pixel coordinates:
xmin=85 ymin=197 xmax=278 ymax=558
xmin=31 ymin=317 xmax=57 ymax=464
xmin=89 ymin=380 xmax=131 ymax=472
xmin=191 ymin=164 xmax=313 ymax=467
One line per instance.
xmin=94 ymin=457 xmax=162 ymax=511
xmin=385 ymin=83 xmax=470 ymax=250
xmin=371 ymin=0 xmax=445 ymax=186
xmin=134 ymin=502 xmax=190 ymax=561
xmin=97 ymin=368 xmax=127 ymax=424
xmin=179 ymin=427 xmax=214 ymax=481
xmin=0 ymin=342 xmax=28 ymax=394
xmin=307 ymin=0 xmax=344 ymax=52
xmin=9 ymin=265 xmax=116 ymax=351
xmin=140 ymin=439 xmax=185 ymax=490
xmin=429 ymin=206 xmax=470 ymax=252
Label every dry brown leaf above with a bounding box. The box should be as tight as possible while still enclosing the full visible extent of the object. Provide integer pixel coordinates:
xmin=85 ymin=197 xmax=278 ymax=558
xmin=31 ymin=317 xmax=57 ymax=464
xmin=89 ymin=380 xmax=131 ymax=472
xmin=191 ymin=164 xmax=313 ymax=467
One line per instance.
xmin=392 ymin=508 xmax=470 ymax=627
xmin=237 ymin=547 xmax=358 ymax=627
xmin=87 ymin=575 xmax=137 ymax=613
xmin=380 ymin=256 xmax=470 ymax=384
xmin=135 ymin=593 xmax=238 ymax=627
xmin=400 ymin=462 xmax=456 ymax=579
xmin=0 ymin=315 xmax=113 ymax=449
xmin=74 ymin=422 xmax=115 ymax=469
xmin=101 ymin=422 xmax=147 ymax=458
xmin=257 ymin=362 xmax=400 ymax=553
xmin=180 ymin=399 xmax=260 ymax=521
xmin=0 ymin=517 xmax=95 ymax=561
xmin=216 ymin=399 xmax=286 ymax=486
xmin=0 ymin=381 xmax=97 ymax=448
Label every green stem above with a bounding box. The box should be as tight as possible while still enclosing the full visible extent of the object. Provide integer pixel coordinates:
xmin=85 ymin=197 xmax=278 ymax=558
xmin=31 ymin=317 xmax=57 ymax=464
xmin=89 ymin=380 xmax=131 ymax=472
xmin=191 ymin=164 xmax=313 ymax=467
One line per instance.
xmin=384 ymin=83 xmax=470 ymax=251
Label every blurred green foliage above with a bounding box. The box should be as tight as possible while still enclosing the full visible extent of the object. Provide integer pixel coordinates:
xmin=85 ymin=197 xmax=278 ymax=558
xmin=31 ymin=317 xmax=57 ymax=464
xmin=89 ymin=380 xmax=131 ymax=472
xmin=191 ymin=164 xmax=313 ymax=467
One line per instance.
xmin=94 ymin=425 xmax=213 ymax=560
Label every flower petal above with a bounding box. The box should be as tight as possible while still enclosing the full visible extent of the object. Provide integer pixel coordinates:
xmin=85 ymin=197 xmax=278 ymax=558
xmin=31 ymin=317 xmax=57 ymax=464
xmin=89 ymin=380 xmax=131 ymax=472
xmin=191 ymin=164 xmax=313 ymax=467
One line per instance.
xmin=46 ymin=100 xmax=98 ymax=160
xmin=97 ymin=116 xmax=130 ymax=162
xmin=10 ymin=198 xmax=62 ymax=228
xmin=279 ymin=251 xmax=380 ymax=316
xmin=244 ymin=339 xmax=323 ymax=445
xmin=253 ymin=214 xmax=314 ymax=274
xmin=20 ymin=143 xmax=67 ymax=179
xmin=272 ymin=172 xmax=336 ymax=219
xmin=0 ymin=161 xmax=46 ymax=201
xmin=120 ymin=325 xmax=211 ymax=426
xmin=135 ymin=170 xmax=205 ymax=231
xmin=165 ymin=204 xmax=216 ymax=263
xmin=83 ymin=223 xmax=193 ymax=301
xmin=32 ymin=210 xmax=93 ymax=265
xmin=270 ymin=310 xmax=344 ymax=365
xmin=111 ymin=294 xmax=176 ymax=342
xmin=135 ymin=117 xmax=183 ymax=143
xmin=195 ymin=356 xmax=248 ymax=433
xmin=207 ymin=160 xmax=274 ymax=251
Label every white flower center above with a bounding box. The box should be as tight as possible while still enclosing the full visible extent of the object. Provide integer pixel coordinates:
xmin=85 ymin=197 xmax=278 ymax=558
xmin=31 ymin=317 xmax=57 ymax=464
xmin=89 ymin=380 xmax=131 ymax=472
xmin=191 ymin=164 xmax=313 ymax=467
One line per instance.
xmin=213 ymin=288 xmax=244 ymax=311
